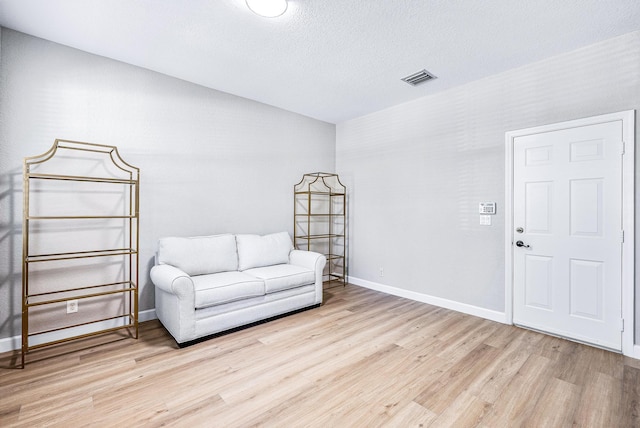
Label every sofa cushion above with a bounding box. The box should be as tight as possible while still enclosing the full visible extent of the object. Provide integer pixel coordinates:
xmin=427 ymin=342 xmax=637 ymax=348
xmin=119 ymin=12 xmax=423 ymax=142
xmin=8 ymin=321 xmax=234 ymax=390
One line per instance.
xmin=157 ymin=234 xmax=238 ymax=276
xmin=243 ymin=264 xmax=315 ymax=293
xmin=236 ymin=232 xmax=293 ymax=271
xmin=192 ymin=271 xmax=265 ymax=309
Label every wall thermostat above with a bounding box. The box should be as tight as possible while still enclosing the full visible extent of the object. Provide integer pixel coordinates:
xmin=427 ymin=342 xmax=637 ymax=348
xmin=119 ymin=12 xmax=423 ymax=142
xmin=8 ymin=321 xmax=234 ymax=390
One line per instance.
xmin=479 ymin=202 xmax=496 ymax=215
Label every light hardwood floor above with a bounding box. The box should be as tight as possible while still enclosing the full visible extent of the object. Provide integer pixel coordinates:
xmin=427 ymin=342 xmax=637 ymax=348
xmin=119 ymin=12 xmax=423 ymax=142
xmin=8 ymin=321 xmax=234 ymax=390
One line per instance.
xmin=1 ymin=284 xmax=639 ymax=427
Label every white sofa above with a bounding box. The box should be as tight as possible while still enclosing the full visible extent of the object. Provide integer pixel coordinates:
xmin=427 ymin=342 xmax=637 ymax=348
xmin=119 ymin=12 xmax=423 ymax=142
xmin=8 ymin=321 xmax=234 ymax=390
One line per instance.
xmin=150 ymin=232 xmax=326 ymax=345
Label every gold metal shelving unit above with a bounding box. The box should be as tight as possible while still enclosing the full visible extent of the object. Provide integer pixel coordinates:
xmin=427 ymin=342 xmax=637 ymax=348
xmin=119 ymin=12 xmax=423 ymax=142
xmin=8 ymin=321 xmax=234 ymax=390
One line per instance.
xmin=21 ymin=140 xmax=139 ymax=367
xmin=294 ymin=172 xmax=346 ymax=286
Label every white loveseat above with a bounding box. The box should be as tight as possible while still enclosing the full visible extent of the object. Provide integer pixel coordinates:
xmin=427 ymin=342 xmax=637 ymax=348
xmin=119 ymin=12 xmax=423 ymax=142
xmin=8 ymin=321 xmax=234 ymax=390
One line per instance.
xmin=150 ymin=232 xmax=326 ymax=346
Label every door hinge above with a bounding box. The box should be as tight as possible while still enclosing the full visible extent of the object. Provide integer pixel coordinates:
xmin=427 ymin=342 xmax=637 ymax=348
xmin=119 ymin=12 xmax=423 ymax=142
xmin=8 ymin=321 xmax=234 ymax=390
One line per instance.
xmin=621 ymin=230 xmax=624 ymax=243
xmin=621 ymin=141 xmax=626 ymax=155
xmin=620 ymin=318 xmax=625 ymax=332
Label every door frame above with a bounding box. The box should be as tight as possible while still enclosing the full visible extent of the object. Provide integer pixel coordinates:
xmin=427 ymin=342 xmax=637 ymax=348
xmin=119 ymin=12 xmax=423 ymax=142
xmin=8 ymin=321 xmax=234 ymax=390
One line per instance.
xmin=505 ymin=110 xmax=635 ymax=356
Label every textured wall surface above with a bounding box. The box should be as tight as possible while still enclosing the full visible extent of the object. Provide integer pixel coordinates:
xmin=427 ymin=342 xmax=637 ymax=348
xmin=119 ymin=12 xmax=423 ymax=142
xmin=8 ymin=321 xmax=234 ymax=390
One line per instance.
xmin=337 ymin=31 xmax=640 ymax=339
xmin=0 ymin=29 xmax=335 ymax=343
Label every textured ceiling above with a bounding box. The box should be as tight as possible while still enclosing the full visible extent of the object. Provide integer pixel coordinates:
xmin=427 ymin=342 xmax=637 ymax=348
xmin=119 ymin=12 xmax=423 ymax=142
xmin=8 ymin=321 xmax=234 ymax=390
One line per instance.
xmin=0 ymin=0 xmax=639 ymax=123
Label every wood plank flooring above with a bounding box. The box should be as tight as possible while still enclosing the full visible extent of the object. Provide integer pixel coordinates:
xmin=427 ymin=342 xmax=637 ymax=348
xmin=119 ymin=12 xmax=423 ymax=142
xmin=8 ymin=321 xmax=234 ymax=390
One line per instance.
xmin=1 ymin=284 xmax=639 ymax=427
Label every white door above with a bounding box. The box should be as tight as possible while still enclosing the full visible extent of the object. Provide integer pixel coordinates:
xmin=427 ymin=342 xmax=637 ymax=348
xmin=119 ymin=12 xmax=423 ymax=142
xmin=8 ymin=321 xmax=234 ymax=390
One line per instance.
xmin=512 ymin=120 xmax=623 ymax=351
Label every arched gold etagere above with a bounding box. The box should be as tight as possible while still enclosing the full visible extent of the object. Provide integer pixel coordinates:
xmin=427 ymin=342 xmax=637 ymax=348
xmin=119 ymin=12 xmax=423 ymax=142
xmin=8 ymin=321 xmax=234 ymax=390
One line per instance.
xmin=294 ymin=172 xmax=346 ymax=286
xmin=21 ymin=139 xmax=139 ymax=367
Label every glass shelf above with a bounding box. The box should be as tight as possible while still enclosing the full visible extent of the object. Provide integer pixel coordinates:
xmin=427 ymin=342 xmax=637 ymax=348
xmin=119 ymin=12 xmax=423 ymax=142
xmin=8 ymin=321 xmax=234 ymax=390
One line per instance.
xmin=21 ymin=139 xmax=140 ymax=367
xmin=294 ymin=172 xmax=347 ymax=286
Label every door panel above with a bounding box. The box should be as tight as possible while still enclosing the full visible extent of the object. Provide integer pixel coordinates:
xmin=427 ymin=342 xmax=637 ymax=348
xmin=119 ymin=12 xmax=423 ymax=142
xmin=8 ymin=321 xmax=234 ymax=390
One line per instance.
xmin=513 ymin=121 xmax=622 ymax=351
xmin=525 ymin=181 xmax=553 ymax=234
xmin=570 ymin=179 xmax=603 ymax=237
xmin=569 ymin=259 xmax=603 ymax=320
xmin=524 ymin=255 xmax=553 ymax=310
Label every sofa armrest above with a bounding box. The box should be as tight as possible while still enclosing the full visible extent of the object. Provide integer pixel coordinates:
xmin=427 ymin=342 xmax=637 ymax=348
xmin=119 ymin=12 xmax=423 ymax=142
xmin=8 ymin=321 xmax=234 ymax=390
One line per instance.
xmin=150 ymin=264 xmax=195 ymax=299
xmin=290 ymin=250 xmax=326 ymax=305
xmin=289 ymin=249 xmax=326 ymax=272
xmin=151 ymin=264 xmax=197 ymax=344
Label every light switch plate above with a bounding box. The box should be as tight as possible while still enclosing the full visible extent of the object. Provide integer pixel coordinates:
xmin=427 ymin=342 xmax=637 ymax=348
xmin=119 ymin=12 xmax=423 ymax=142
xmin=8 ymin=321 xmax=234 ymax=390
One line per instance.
xmin=480 ymin=215 xmax=492 ymax=226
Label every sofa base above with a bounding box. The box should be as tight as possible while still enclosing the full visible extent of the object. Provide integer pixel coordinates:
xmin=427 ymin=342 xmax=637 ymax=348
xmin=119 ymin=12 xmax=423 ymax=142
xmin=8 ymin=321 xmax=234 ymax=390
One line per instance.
xmin=176 ymin=303 xmax=321 ymax=348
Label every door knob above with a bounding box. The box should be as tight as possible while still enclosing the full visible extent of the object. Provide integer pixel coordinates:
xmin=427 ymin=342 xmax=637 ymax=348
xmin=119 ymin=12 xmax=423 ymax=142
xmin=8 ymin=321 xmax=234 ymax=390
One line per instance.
xmin=516 ymin=240 xmax=530 ymax=248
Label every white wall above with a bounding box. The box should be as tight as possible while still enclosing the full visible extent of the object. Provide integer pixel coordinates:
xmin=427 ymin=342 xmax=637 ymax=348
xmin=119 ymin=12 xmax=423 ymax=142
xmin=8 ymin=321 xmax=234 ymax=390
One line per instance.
xmin=0 ymin=29 xmax=335 ymax=343
xmin=2 ymin=26 xmax=639 ymax=350
xmin=337 ymin=32 xmax=640 ymax=338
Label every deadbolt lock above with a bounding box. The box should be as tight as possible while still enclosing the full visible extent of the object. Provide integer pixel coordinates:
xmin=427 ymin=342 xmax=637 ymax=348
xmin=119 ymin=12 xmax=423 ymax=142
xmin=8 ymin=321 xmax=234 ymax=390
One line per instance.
xmin=516 ymin=227 xmax=524 ymax=233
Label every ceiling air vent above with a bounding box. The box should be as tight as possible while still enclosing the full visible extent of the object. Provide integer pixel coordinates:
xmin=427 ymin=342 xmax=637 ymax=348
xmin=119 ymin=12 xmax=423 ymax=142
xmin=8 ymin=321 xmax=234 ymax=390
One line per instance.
xmin=401 ymin=69 xmax=437 ymax=86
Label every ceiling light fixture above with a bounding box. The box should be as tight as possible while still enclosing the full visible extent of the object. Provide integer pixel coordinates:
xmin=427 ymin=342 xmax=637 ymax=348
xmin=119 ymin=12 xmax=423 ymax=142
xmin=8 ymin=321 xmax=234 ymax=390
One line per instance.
xmin=246 ymin=0 xmax=288 ymax=18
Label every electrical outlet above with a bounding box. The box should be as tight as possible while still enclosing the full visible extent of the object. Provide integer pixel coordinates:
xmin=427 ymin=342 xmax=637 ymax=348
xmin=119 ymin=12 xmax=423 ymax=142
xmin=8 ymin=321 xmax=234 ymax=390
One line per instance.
xmin=379 ymin=267 xmax=384 ymax=277
xmin=67 ymin=299 xmax=78 ymax=314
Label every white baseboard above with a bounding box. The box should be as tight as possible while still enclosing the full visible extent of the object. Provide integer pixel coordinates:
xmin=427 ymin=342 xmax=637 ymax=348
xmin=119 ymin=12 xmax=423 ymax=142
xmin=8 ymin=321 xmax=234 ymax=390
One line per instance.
xmin=348 ymin=276 xmax=509 ymax=324
xmin=633 ymin=345 xmax=640 ymax=360
xmin=139 ymin=309 xmax=158 ymax=323
xmin=0 ymin=309 xmax=157 ymax=354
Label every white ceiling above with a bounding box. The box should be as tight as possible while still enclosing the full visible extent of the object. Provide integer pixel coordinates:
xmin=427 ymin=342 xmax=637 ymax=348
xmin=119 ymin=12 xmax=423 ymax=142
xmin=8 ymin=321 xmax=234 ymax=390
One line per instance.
xmin=0 ymin=0 xmax=639 ymax=124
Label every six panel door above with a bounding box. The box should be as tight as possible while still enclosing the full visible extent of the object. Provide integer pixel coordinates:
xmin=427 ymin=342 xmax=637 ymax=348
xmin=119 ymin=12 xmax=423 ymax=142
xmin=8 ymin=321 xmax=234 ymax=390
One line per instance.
xmin=512 ymin=120 xmax=623 ymax=351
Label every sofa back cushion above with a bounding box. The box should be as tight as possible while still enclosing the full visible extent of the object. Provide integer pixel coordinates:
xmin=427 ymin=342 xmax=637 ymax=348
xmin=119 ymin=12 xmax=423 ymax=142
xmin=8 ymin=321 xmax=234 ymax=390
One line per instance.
xmin=236 ymin=232 xmax=293 ymax=271
xmin=157 ymin=234 xmax=238 ymax=276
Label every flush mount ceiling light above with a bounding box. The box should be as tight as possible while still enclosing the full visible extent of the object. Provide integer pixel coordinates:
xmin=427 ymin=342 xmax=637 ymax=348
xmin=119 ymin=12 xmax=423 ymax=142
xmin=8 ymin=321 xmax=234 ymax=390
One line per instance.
xmin=246 ymin=0 xmax=288 ymax=18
